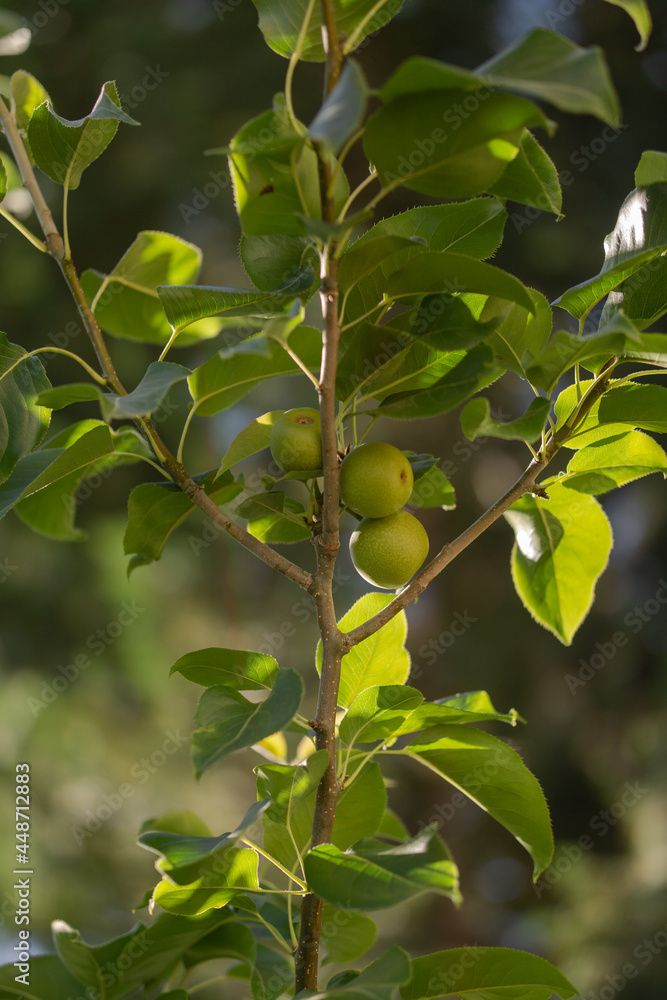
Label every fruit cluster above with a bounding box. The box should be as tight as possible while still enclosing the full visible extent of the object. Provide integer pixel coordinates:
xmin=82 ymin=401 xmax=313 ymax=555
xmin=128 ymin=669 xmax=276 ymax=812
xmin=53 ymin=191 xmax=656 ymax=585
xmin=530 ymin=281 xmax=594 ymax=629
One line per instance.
xmin=269 ymin=409 xmax=429 ymax=590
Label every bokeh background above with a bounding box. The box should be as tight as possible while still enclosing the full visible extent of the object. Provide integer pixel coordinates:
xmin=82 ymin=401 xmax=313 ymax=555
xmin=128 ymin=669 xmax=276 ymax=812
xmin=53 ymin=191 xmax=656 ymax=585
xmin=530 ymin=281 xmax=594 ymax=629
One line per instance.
xmin=1 ymin=0 xmax=667 ymax=997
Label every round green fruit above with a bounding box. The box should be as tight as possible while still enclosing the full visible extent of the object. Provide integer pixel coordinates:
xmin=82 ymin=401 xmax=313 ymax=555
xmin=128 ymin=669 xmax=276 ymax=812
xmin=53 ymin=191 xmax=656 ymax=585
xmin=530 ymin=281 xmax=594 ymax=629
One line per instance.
xmin=349 ymin=510 xmax=429 ymax=590
xmin=269 ymin=408 xmax=322 ymax=472
xmin=340 ymin=442 xmax=414 ymax=518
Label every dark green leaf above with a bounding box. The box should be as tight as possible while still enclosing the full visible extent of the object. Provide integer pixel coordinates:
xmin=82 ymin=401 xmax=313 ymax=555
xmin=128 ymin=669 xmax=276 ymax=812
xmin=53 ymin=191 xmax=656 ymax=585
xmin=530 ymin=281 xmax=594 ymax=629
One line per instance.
xmin=0 ymin=332 xmax=51 ymax=483
xmin=489 ymin=129 xmax=562 ymax=215
xmin=373 ymin=345 xmax=498 ymax=421
xmin=304 ymin=826 xmax=460 ymax=910
xmin=27 ymin=81 xmax=138 ymax=189
xmin=405 ymin=725 xmax=553 ymax=877
xmin=257 ymin=750 xmax=329 ymax=870
xmin=221 ymin=412 xmax=284 ymax=472
xmin=461 ymin=396 xmax=551 ymax=443
xmin=320 ymin=906 xmax=377 ymax=964
xmin=364 ymin=90 xmax=547 ymax=199
xmin=403 ymin=947 xmax=577 ymax=1000
xmin=250 ymin=0 xmax=404 ymax=61
xmin=182 ymin=919 xmax=256 ymax=969
xmin=240 ymin=234 xmax=318 ymax=295
xmin=602 ymin=254 xmax=667 ymax=330
xmin=505 ymin=480 xmax=612 ymax=644
xmin=309 ymin=947 xmax=411 ymax=1000
xmin=36 ymin=383 xmax=103 ymax=410
xmin=188 ymin=326 xmax=321 ymax=415
xmin=331 ymin=763 xmax=387 ymax=851
xmin=308 ymin=60 xmax=367 ymax=154
xmin=525 ymin=312 xmax=641 ymax=391
xmin=102 ymin=361 xmax=191 ymax=420
xmin=123 ymin=473 xmax=243 ymax=571
xmin=236 ymin=491 xmax=287 ymax=520
xmin=191 ymin=668 xmax=304 ymax=777
xmin=170 ymin=646 xmax=279 ymax=691
xmin=481 ymin=290 xmax=553 ymax=379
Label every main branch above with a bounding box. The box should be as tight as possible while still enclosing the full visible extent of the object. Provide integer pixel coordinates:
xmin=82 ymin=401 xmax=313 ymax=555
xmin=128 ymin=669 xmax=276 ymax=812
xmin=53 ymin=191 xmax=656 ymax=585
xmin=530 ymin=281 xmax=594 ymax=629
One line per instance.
xmin=295 ymin=1 xmax=345 ymax=989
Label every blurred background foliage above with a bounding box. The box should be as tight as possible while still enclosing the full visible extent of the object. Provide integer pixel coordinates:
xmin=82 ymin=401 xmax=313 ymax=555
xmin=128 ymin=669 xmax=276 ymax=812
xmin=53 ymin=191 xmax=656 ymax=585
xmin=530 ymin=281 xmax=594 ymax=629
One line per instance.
xmin=0 ymin=0 xmax=666 ymax=997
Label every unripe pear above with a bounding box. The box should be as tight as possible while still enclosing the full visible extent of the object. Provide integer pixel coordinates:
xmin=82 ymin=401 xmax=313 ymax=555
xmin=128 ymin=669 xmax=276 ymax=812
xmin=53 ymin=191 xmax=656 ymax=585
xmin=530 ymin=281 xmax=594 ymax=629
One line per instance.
xmin=349 ymin=510 xmax=429 ymax=590
xmin=340 ymin=442 xmax=413 ymax=518
xmin=269 ymin=408 xmax=322 ymax=472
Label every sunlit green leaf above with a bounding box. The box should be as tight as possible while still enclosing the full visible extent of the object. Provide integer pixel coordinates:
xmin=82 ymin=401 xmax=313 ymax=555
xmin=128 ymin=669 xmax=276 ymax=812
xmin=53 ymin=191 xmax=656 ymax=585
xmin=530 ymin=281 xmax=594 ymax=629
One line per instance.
xmin=220 ymin=411 xmax=284 ymax=472
xmin=557 ymin=430 xmax=667 ymax=494
xmin=505 ymin=481 xmax=612 ymax=644
xmin=152 ymin=846 xmax=260 ymax=915
xmin=405 ymin=724 xmax=553 ymax=877
xmin=320 ymin=905 xmax=377 ymax=964
xmin=635 ymin=150 xmax=667 ymax=186
xmin=461 ymin=395 xmax=551 ymax=443
xmin=0 ymin=331 xmax=50 ymax=484
xmin=602 ymin=0 xmax=652 ymax=51
xmin=170 ymin=646 xmax=279 ymax=691
xmin=489 ymin=129 xmax=562 ymax=215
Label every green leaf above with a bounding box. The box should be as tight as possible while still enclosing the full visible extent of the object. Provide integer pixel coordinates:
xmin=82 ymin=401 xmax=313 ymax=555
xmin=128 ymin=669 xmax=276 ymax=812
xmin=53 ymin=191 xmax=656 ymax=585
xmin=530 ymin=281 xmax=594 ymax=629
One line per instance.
xmin=250 ymin=0 xmax=404 ymax=61
xmin=635 ymin=150 xmax=667 ymax=186
xmin=123 ymin=473 xmax=243 ymax=571
xmin=602 ymin=254 xmax=667 ymax=330
xmin=80 ymin=231 xmax=217 ymax=347
xmin=240 ymin=234 xmax=318 ymax=294
xmin=308 ymin=60 xmax=367 ymax=154
xmin=320 ymin=906 xmax=377 ymax=964
xmin=27 ymin=81 xmax=138 ymax=189
xmin=505 ymin=481 xmax=612 ymax=644
xmin=236 ymin=491 xmax=288 ymax=520
xmin=0 ymin=332 xmax=51 ymax=484
xmin=304 ymin=826 xmax=461 ymax=910
xmin=0 ymin=421 xmax=138 ymax=523
xmin=384 ymin=252 xmax=535 ymax=315
xmin=489 ymin=129 xmax=562 ymax=216
xmin=331 ymin=763 xmax=387 ymax=850
xmin=403 ymin=947 xmax=578 ymax=1000
xmin=525 ymin=313 xmax=641 ymax=392
xmin=364 ymin=89 xmax=547 ymax=199
xmin=481 ymin=290 xmax=553 ymax=379
xmin=191 ymin=668 xmax=304 ymax=777
xmin=408 ymin=461 xmax=456 ymax=510
xmin=170 ymin=647 xmax=279 ymax=691
xmin=220 ymin=413 xmax=284 ymax=472
xmin=139 ymin=800 xmax=269 ymax=884
xmin=11 ymin=70 xmax=49 ymax=158
xmin=372 ymin=344 xmax=498 ymax=421
xmin=555 ymin=184 xmax=667 ymax=320
xmin=257 ymin=751 xmax=330 ymax=870
xmin=477 ymin=28 xmax=620 ymax=125
xmin=309 ymin=947 xmax=411 ymax=1000
xmin=461 ymin=396 xmax=551 ymax=443
xmin=102 ymin=361 xmax=191 ymax=419
xmin=569 ymin=382 xmax=667 ymax=440
xmin=340 ymin=685 xmax=521 ymax=747
xmin=52 ymin=921 xmax=144 ymax=1000
xmin=226 ymin=97 xmax=348 ymax=236
xmin=35 ymin=383 xmax=103 ymax=410
xmin=0 ymin=954 xmax=85 ymax=1000
xmin=619 ymin=332 xmax=667 ymax=368
xmin=405 ymin=725 xmax=553 ymax=877
xmin=318 ymin=593 xmax=410 ymax=709
xmin=558 ymin=430 xmax=667 ymax=495
xmin=339 ymin=199 xmax=507 ymax=344
xmin=247 ymin=496 xmax=312 ymax=544
xmin=182 ymin=919 xmax=256 ymax=969
xmin=152 ymin=846 xmax=260 ymax=915
xmin=602 ymin=0 xmax=652 ymax=51
xmin=188 ymin=327 xmax=321 ymax=415
xmin=157 ymin=285 xmax=296 ymax=337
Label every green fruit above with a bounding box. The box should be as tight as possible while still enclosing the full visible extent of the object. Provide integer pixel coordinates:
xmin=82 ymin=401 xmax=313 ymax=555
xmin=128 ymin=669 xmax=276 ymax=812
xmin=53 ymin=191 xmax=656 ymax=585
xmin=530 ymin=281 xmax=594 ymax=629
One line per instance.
xmin=269 ymin=408 xmax=322 ymax=472
xmin=340 ymin=442 xmax=414 ymax=518
xmin=349 ymin=510 xmax=429 ymax=590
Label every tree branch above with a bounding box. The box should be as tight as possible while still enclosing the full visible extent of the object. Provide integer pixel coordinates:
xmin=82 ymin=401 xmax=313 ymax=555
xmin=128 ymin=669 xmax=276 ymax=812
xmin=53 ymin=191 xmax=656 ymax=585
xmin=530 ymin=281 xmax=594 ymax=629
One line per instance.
xmin=295 ymin=1 xmax=346 ymax=989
